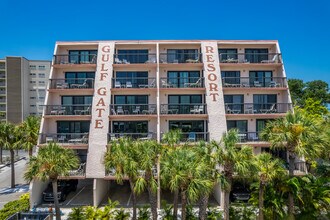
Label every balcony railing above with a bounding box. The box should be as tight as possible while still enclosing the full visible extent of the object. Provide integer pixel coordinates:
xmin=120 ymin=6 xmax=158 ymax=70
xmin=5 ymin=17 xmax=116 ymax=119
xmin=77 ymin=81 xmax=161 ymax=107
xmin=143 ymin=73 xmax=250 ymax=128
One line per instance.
xmin=160 ymin=77 xmax=205 ymax=88
xmin=53 ymin=54 xmax=97 ymax=65
xmin=0 ymin=82 xmax=5 ymax=86
xmin=222 ymin=77 xmax=287 ymax=88
xmin=0 ymin=74 xmax=5 ymax=79
xmin=68 ymin=162 xmax=86 ymax=176
xmin=108 ymin=132 xmax=155 ymax=141
xmin=0 ymin=90 xmax=5 ymax=95
xmin=225 ymin=103 xmax=292 ymax=114
xmin=44 ymin=105 xmax=91 ymax=115
xmin=105 ymin=166 xmax=157 ymax=177
xmin=237 ymin=132 xmax=262 ymax=143
xmin=0 ymin=98 xmax=6 ymax=103
xmin=49 ymin=78 xmax=95 ymax=89
xmin=219 ymin=53 xmax=282 ymax=63
xmin=110 ymin=104 xmax=157 ymax=115
xmin=39 ymin=133 xmax=89 ymax=144
xmin=160 ymin=104 xmax=207 ymax=114
xmin=112 ymin=77 xmax=156 ymax=88
xmin=159 ymin=53 xmax=202 ymax=64
xmin=0 ymin=64 xmax=5 ymax=69
xmin=114 ymin=53 xmax=157 ymax=64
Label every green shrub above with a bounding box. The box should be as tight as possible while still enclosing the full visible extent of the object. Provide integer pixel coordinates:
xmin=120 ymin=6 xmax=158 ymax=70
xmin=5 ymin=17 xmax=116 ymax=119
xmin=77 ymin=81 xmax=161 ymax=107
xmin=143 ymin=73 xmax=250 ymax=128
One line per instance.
xmin=0 ymin=193 xmax=30 ymax=220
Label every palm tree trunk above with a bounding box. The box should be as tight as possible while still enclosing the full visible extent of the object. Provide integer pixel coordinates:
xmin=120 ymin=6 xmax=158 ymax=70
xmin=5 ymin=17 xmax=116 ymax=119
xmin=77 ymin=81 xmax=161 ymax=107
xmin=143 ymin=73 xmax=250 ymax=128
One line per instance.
xmin=173 ymin=189 xmax=179 ymax=219
xmin=223 ymin=176 xmax=232 ymax=220
xmin=146 ymin=170 xmax=157 ymax=220
xmin=0 ymin=146 xmax=3 ymax=164
xmin=198 ymin=194 xmax=209 ymax=220
xmin=28 ymin=146 xmax=33 ymax=158
xmin=10 ymin=149 xmax=15 ymax=188
xmin=181 ymin=190 xmax=187 ymax=220
xmin=51 ymin=179 xmax=61 ymax=220
xmin=258 ymin=183 xmax=265 ymax=220
xmin=129 ymin=179 xmax=137 ymax=220
xmin=288 ymin=152 xmax=295 ymax=219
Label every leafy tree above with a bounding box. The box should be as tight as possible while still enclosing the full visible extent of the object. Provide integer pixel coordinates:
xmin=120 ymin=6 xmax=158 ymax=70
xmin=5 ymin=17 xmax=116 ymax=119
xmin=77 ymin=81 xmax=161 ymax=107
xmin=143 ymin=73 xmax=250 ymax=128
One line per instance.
xmin=104 ymin=138 xmax=139 ymax=220
xmin=261 ymin=109 xmax=328 ymax=218
xmin=212 ymin=129 xmax=254 ymax=220
xmin=0 ymin=193 xmax=30 ymax=220
xmin=301 ymin=98 xmax=328 ymax=119
xmin=67 ymin=207 xmax=85 ymax=220
xmin=288 ymin=79 xmax=305 ymax=106
xmin=253 ymin=153 xmax=286 ymax=220
xmin=0 ymin=122 xmax=23 ymax=188
xmin=21 ymin=115 xmax=40 ymax=158
xmin=24 ymin=143 xmax=79 ymax=220
xmin=304 ymin=80 xmax=330 ymax=105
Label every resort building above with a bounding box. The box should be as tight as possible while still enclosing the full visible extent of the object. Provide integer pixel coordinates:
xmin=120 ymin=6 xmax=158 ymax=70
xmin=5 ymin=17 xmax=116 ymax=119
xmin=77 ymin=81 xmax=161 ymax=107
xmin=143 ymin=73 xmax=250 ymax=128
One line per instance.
xmin=0 ymin=57 xmax=51 ymax=123
xmin=33 ymin=40 xmax=300 ymax=207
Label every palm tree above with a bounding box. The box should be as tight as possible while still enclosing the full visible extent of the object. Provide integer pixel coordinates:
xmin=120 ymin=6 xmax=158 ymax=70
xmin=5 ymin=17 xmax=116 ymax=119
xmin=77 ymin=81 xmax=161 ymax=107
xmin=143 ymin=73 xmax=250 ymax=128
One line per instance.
xmin=261 ymin=109 xmax=328 ymax=218
xmin=104 ymin=138 xmax=139 ymax=220
xmin=21 ymin=116 xmax=40 ymax=158
xmin=133 ymin=140 xmax=162 ymax=220
xmin=0 ymin=122 xmax=23 ymax=188
xmin=24 ymin=143 xmax=79 ymax=220
xmin=161 ymin=145 xmax=213 ymax=220
xmin=212 ymin=129 xmax=254 ymax=220
xmin=253 ymin=153 xmax=286 ymax=220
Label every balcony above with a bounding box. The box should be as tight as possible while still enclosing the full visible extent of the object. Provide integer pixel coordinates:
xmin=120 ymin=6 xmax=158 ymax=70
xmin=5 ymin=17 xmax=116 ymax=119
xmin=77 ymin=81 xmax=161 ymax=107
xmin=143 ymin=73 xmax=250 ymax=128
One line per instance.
xmin=0 ymin=64 xmax=5 ymax=70
xmin=219 ymin=53 xmax=282 ymax=64
xmin=114 ymin=53 xmax=157 ymax=64
xmin=49 ymin=78 xmax=94 ymax=90
xmin=53 ymin=54 xmax=97 ymax=65
xmin=68 ymin=163 xmax=86 ymax=177
xmin=112 ymin=78 xmax=156 ymax=89
xmin=105 ymin=166 xmax=157 ymax=179
xmin=159 ymin=53 xmax=202 ymax=64
xmin=39 ymin=133 xmax=89 ymax=146
xmin=222 ymin=77 xmax=287 ymax=88
xmin=0 ymin=98 xmax=6 ymax=103
xmin=110 ymin=104 xmax=157 ymax=115
xmin=160 ymin=104 xmax=207 ymax=115
xmin=160 ymin=77 xmax=205 ymax=88
xmin=44 ymin=105 xmax=91 ymax=116
xmin=225 ymin=103 xmax=292 ymax=114
xmin=0 ymin=82 xmax=5 ymax=87
xmin=108 ymin=132 xmax=155 ymax=141
xmin=0 ymin=74 xmax=5 ymax=79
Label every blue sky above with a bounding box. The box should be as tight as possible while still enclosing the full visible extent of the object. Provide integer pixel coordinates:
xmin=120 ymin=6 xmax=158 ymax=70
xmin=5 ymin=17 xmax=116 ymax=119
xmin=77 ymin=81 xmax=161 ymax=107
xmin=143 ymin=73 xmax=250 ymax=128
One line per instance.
xmin=0 ymin=0 xmax=329 ymax=83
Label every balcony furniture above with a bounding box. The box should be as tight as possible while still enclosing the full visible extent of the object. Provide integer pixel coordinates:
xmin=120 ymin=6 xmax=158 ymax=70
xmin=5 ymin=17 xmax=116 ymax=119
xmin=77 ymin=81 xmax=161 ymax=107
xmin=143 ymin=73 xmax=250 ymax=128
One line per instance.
xmin=260 ymin=104 xmax=277 ymax=114
xmin=168 ymin=108 xmax=178 ymax=114
xmin=50 ymin=106 xmax=59 ymax=115
xmin=126 ymin=81 xmax=133 ymax=88
xmin=132 ymin=106 xmax=140 ymax=114
xmin=109 ymin=133 xmax=118 ymax=141
xmin=77 ymin=80 xmax=89 ymax=88
xmin=56 ymin=83 xmax=69 ymax=89
xmin=111 ymin=108 xmax=117 ymax=115
xmin=46 ymin=136 xmax=54 ymax=143
xmin=186 ymin=58 xmax=199 ymax=63
xmin=69 ymin=162 xmax=86 ymax=176
xmin=241 ymin=82 xmax=250 ymax=87
xmin=244 ymin=106 xmax=257 ymax=114
xmin=238 ymin=133 xmax=246 ymax=142
xmin=114 ymin=81 xmax=122 ymax=88
xmin=248 ymin=133 xmax=259 ymax=141
xmin=115 ymin=58 xmax=122 ymax=64
xmin=142 ymin=107 xmax=156 ymax=114
xmin=190 ymin=106 xmax=198 ymax=114
xmin=184 ymin=78 xmax=202 ymax=88
xmin=254 ymin=81 xmax=262 ymax=87
xmin=58 ymin=135 xmax=66 ymax=143
xmin=117 ymin=106 xmax=124 ymax=114
xmin=226 ymin=106 xmax=240 ymax=114
xmin=173 ymin=59 xmax=179 ymax=64
xmin=161 ymin=80 xmax=173 ymax=88
xmin=122 ymin=59 xmax=130 ymax=64
xmin=145 ymin=57 xmax=156 ymax=63
xmin=80 ymin=106 xmax=91 ymax=115
xmin=196 ymin=105 xmax=204 ymax=114
xmin=74 ymin=109 xmax=82 ymax=115
xmin=58 ymin=107 xmax=66 ymax=115
xmin=139 ymin=133 xmax=153 ymax=140
xmin=68 ymin=134 xmax=88 ymax=144
xmin=187 ymin=132 xmax=196 ymax=142
xmin=160 ymin=59 xmax=167 ymax=64
xmin=269 ymin=81 xmax=279 ymax=87
xmin=261 ymin=55 xmax=277 ymax=63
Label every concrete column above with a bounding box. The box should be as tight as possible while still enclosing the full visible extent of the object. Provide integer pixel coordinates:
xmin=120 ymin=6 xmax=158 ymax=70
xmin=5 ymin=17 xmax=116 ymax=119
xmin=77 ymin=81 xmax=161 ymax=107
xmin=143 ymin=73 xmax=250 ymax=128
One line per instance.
xmin=29 ymin=179 xmax=48 ymax=207
xmin=93 ymin=178 xmax=109 ymax=207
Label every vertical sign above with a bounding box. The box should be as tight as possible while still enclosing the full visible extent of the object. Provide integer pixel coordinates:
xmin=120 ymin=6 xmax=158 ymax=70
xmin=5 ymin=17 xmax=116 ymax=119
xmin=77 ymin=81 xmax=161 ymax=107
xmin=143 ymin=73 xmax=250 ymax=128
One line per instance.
xmin=86 ymin=42 xmax=114 ymax=178
xmin=201 ymin=41 xmax=227 ymax=142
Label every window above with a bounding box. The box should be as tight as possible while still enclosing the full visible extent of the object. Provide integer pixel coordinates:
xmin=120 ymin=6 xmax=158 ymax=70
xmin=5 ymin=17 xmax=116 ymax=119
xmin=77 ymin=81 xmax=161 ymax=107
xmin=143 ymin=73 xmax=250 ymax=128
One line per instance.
xmin=30 ymin=73 xmax=36 ymax=76
xmin=61 ymin=96 xmax=93 ymax=105
xmin=168 ymin=95 xmax=203 ymax=114
xmin=115 ymin=71 xmax=148 ymax=88
xmin=39 ymin=81 xmax=45 ymax=84
xmin=114 ymin=95 xmax=148 ymax=105
xmin=29 ymin=65 xmax=36 ymax=69
xmin=227 ymin=120 xmax=248 ymax=133
xmin=221 ymin=71 xmax=240 ymax=85
xmin=224 ymin=95 xmax=244 ymax=112
xmin=38 ymin=73 xmax=45 ymax=78
xmin=69 ymin=50 xmax=97 ymax=64
xmin=38 ymin=89 xmax=45 ymax=92
xmin=218 ymin=49 xmax=238 ymax=61
xmin=117 ymin=50 xmax=148 ymax=64
xmin=30 ymin=105 xmax=36 ymax=107
xmin=167 ymin=71 xmax=200 ymax=88
xmin=30 ymin=97 xmax=36 ymax=99
xmin=38 ymin=65 xmax=46 ymax=70
xmin=245 ymin=49 xmax=268 ymax=63
xmin=112 ymin=121 xmax=148 ymax=134
xmin=30 ymin=89 xmax=37 ymax=92
xmin=256 ymin=119 xmax=274 ymax=133
xmin=30 ymin=81 xmax=36 ymax=84
xmin=39 ymin=97 xmax=45 ymax=100
xmin=169 ymin=120 xmax=205 ymax=132
xmin=57 ymin=121 xmax=90 ymax=133
xmin=249 ymin=71 xmax=272 ymax=87
xmin=253 ymin=94 xmax=277 ymax=112
xmin=167 ymin=49 xmax=199 ymax=63
xmin=65 ymin=72 xmax=95 ymax=88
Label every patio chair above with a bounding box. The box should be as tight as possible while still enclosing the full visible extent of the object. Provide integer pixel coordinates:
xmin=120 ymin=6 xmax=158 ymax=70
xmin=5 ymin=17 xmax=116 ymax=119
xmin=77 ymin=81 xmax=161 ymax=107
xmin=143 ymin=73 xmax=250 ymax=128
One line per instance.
xmin=147 ymin=107 xmax=156 ymax=114
xmin=187 ymin=132 xmax=196 ymax=142
xmin=117 ymin=106 xmax=124 ymax=114
xmin=50 ymin=106 xmax=59 ymax=115
xmin=190 ymin=105 xmax=198 ymax=114
xmin=46 ymin=136 xmax=54 ymax=143
xmin=139 ymin=133 xmax=153 ymax=141
xmin=114 ymin=58 xmax=122 ymax=64
xmin=184 ymin=78 xmax=202 ymax=88
xmin=132 ymin=106 xmax=140 ymax=114
xmin=145 ymin=57 xmax=156 ymax=63
xmin=149 ymin=79 xmax=156 ymax=88
xmin=265 ymin=104 xmax=277 ymax=113
xmin=58 ymin=135 xmax=66 ymax=143
xmin=269 ymin=81 xmax=279 ymax=87
xmin=109 ymin=133 xmax=118 ymax=141
xmin=77 ymin=79 xmax=88 ymax=89
xmin=161 ymin=79 xmax=173 ymax=88
xmin=196 ymin=105 xmax=204 ymax=114
xmin=186 ymin=58 xmax=199 ymax=63
xmin=57 ymin=107 xmax=66 ymax=115
xmin=80 ymin=106 xmax=91 ymax=115
xmin=253 ymin=81 xmax=262 ymax=87
xmin=126 ymin=81 xmax=133 ymax=88
xmin=261 ymin=54 xmax=277 ymax=63
xmin=111 ymin=108 xmax=117 ymax=115
xmin=122 ymin=59 xmax=130 ymax=64
xmin=244 ymin=105 xmax=257 ymax=114
xmin=248 ymin=133 xmax=259 ymax=141
xmin=114 ymin=81 xmax=122 ymax=88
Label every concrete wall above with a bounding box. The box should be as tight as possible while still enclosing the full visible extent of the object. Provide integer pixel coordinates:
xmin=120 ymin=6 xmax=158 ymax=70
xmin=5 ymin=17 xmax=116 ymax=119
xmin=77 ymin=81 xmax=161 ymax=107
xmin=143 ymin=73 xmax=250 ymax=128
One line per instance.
xmin=29 ymin=179 xmax=49 ymax=207
xmin=93 ymin=178 xmax=109 ymax=207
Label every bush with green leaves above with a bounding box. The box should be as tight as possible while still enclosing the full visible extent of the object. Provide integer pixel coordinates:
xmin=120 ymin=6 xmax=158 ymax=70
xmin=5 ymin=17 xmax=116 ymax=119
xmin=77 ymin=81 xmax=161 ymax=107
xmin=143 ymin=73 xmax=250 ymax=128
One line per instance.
xmin=0 ymin=193 xmax=30 ymax=220
xmin=138 ymin=206 xmax=151 ymax=220
xmin=229 ymin=203 xmax=257 ymax=220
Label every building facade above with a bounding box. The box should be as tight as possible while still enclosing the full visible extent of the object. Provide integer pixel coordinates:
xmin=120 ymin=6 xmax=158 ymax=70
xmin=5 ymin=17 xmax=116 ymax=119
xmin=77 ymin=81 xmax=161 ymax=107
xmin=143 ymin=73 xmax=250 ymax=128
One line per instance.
xmin=0 ymin=57 xmax=51 ymax=123
xmin=33 ymin=40 xmax=297 ymax=207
